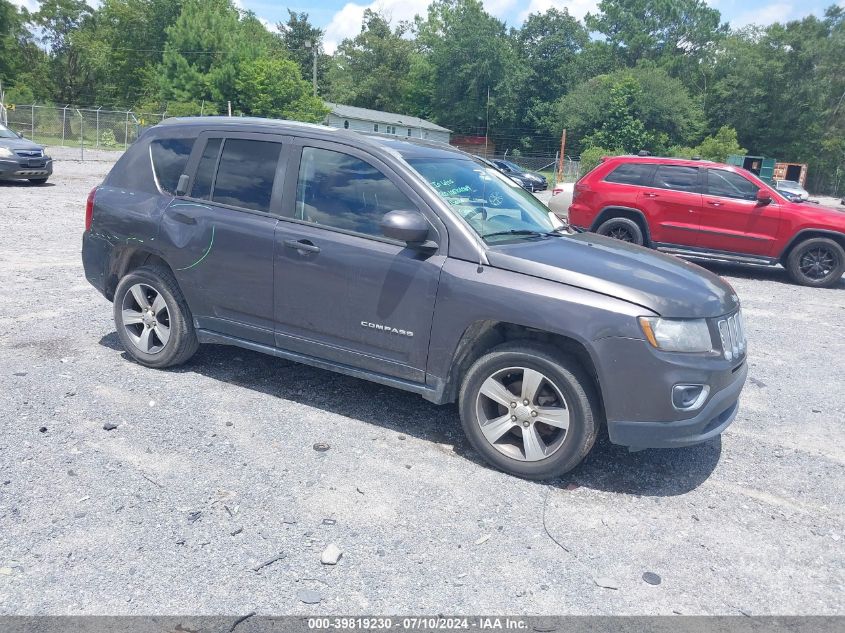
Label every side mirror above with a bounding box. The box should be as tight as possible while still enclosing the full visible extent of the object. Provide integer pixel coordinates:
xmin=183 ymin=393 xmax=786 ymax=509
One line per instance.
xmin=175 ymin=174 xmax=189 ymax=196
xmin=381 ymin=209 xmax=432 ymax=244
xmin=756 ymin=189 xmax=772 ymax=205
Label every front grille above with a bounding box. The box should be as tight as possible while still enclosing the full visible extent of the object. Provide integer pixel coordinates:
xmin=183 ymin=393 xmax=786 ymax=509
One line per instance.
xmin=14 ymin=149 xmax=43 ymax=158
xmin=716 ymin=310 xmax=747 ymax=361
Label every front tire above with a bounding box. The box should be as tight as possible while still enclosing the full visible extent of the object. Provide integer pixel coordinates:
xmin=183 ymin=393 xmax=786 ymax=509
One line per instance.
xmin=785 ymin=238 xmax=845 ymax=288
xmin=458 ymin=341 xmax=599 ymax=480
xmin=113 ymin=265 xmax=198 ymax=368
xmin=596 ymin=217 xmax=644 ymax=245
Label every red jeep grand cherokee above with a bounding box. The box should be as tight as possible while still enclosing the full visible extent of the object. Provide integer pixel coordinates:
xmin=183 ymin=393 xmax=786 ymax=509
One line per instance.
xmin=568 ymin=155 xmax=845 ymax=287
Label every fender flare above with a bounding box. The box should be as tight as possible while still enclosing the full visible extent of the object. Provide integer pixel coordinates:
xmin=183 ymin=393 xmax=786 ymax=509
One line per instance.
xmin=592 ymin=206 xmax=652 ymax=244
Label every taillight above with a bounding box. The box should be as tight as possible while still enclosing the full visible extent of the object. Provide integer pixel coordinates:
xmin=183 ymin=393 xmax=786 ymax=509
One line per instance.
xmin=573 ymin=184 xmax=586 ymax=201
xmin=85 ymin=186 xmax=97 ymax=231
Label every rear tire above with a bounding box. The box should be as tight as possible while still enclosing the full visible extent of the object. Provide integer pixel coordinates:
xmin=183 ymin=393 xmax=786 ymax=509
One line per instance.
xmin=458 ymin=341 xmax=599 ymax=480
xmin=113 ymin=265 xmax=199 ymax=368
xmin=28 ymin=177 xmax=48 ymax=185
xmin=596 ymin=217 xmax=644 ymax=245
xmin=785 ymin=238 xmax=845 ymax=288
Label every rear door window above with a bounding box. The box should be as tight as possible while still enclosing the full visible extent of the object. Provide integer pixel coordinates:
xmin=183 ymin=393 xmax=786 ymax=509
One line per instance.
xmin=652 ymin=165 xmax=701 ymax=193
xmin=150 ymin=138 xmax=195 ymax=194
xmin=189 ymin=137 xmax=282 ymax=213
xmin=604 ymin=162 xmax=655 ymax=186
xmin=706 ymin=169 xmax=758 ymax=200
xmin=191 ymin=138 xmax=222 ymax=200
xmin=211 ymin=139 xmax=282 ymax=212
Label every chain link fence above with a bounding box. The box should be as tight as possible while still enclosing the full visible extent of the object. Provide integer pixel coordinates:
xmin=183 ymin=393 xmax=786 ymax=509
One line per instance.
xmin=1 ymin=104 xmax=168 ymax=158
xmin=492 ymin=152 xmax=581 ymax=184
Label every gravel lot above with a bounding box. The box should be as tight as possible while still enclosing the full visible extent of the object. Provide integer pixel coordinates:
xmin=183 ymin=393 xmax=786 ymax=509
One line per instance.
xmin=1 ymin=151 xmax=843 ymax=616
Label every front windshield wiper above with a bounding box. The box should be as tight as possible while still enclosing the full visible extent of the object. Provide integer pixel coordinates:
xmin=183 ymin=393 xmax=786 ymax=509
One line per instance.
xmin=482 ymin=229 xmax=552 ymax=239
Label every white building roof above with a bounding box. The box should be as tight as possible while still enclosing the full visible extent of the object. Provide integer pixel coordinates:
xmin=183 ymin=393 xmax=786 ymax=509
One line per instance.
xmin=326 ymin=102 xmax=451 ymax=133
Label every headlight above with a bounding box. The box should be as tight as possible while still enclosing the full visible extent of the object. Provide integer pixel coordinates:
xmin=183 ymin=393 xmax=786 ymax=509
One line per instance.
xmin=0 ymin=147 xmax=14 ymax=158
xmin=639 ymin=317 xmax=713 ymax=353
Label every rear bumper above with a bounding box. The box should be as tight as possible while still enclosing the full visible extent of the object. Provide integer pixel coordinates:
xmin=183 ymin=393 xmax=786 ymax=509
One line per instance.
xmin=607 ymin=361 xmax=747 ymax=449
xmin=0 ymin=156 xmax=53 ymax=180
xmin=82 ymin=230 xmax=111 ymax=298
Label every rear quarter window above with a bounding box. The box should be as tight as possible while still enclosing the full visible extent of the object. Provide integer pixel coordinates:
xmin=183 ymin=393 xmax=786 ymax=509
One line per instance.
xmin=105 ymin=139 xmax=158 ymax=194
xmin=603 ymin=162 xmax=655 ymax=186
xmin=150 ymin=138 xmax=195 ymax=194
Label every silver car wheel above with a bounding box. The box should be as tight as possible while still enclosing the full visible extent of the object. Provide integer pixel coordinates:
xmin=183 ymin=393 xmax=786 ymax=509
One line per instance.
xmin=475 ymin=366 xmax=570 ymax=462
xmin=120 ymin=283 xmax=171 ymax=354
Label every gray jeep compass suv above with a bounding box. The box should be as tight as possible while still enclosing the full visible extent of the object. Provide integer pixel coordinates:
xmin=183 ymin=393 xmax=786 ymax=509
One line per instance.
xmin=82 ymin=117 xmax=748 ymax=479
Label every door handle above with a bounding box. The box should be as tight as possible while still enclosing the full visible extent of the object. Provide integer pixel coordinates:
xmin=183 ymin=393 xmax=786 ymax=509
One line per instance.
xmin=171 ymin=211 xmax=197 ymax=224
xmin=643 ymin=192 xmax=659 ymax=198
xmin=707 ymin=201 xmax=722 ymax=207
xmin=284 ymin=239 xmax=320 ymax=254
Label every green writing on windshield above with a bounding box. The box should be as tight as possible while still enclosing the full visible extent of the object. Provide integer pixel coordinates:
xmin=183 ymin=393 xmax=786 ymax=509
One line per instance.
xmin=431 ymin=178 xmax=472 ymax=200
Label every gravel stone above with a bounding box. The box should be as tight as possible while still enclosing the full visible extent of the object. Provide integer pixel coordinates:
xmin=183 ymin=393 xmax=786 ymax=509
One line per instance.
xmin=320 ymin=543 xmax=343 ymax=565
xmin=297 ymin=589 xmax=321 ymax=605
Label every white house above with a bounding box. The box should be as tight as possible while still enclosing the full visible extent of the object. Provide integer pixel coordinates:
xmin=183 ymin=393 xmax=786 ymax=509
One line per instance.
xmin=324 ymin=102 xmax=451 ymax=144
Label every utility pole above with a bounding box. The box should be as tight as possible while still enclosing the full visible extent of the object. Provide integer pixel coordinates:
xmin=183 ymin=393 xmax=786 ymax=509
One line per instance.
xmin=304 ymin=40 xmax=318 ymax=97
xmin=557 ymin=129 xmax=567 ymax=182
xmin=484 ymin=86 xmax=490 ymax=157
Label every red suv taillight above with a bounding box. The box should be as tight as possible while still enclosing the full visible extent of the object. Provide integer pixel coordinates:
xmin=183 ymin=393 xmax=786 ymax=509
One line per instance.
xmin=573 ymin=183 xmax=586 ymax=201
xmin=85 ymin=186 xmax=98 ymax=231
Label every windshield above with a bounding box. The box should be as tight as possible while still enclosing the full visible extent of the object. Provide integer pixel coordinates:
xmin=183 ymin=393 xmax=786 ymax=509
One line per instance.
xmin=0 ymin=123 xmax=19 ymax=139
xmin=407 ymin=157 xmax=557 ymax=242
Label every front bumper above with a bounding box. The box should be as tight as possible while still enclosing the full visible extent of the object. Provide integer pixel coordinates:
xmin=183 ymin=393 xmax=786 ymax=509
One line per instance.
xmin=592 ymin=336 xmax=747 ymax=449
xmin=608 ymin=362 xmax=746 ymax=448
xmin=0 ymin=156 xmax=53 ymax=180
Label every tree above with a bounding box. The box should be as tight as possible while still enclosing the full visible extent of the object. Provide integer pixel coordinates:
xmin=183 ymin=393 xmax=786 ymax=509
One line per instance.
xmin=32 ymin=0 xmax=94 ymax=103
xmin=156 ymin=0 xmax=246 ymax=111
xmin=326 ymin=10 xmax=416 ymax=113
xmin=63 ymin=0 xmax=184 ymax=107
xmin=579 ymin=146 xmax=623 ymax=174
xmin=547 ymin=66 xmax=704 ymax=154
xmin=516 ymin=8 xmax=588 ymax=102
xmin=583 ymin=76 xmax=660 ymax=152
xmin=277 ymin=10 xmax=327 ymax=94
xmin=415 ymin=0 xmax=527 ymax=136
xmin=235 ymin=58 xmax=328 ymax=121
xmin=586 ymin=0 xmax=727 ymax=66
xmin=1 ymin=0 xmax=50 ymax=100
xmin=695 ymin=126 xmax=746 ymax=162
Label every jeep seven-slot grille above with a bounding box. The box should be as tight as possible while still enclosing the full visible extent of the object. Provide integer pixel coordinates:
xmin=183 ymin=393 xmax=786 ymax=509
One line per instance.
xmin=716 ymin=310 xmax=746 ymax=361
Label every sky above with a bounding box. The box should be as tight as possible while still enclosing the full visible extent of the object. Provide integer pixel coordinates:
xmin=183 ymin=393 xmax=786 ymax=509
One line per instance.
xmin=11 ymin=0 xmax=842 ymax=53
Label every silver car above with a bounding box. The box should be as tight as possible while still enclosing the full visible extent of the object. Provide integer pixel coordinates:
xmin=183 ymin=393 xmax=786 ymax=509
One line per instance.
xmin=773 ymin=179 xmax=809 ymax=202
xmin=0 ymin=123 xmax=52 ymax=184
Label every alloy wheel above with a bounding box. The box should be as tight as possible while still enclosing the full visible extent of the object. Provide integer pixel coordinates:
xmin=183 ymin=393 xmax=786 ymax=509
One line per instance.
xmin=608 ymin=226 xmax=635 ymax=242
xmin=120 ymin=283 xmax=171 ymax=354
xmin=799 ymin=247 xmax=837 ymax=281
xmin=475 ymin=366 xmax=570 ymax=462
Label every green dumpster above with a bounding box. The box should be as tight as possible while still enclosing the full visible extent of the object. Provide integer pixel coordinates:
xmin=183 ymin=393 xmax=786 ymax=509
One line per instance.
xmin=727 ymin=154 xmax=776 ymax=182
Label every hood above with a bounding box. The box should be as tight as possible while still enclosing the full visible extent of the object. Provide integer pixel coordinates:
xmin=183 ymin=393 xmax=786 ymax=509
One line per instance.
xmin=0 ymin=137 xmax=44 ymax=152
xmin=486 ymin=232 xmax=739 ymax=318
xmin=785 ymin=199 xmax=845 ymax=221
